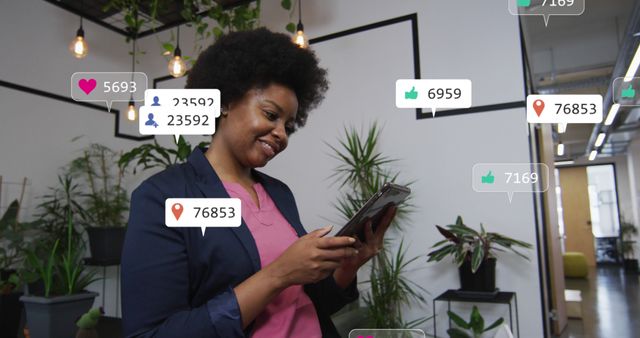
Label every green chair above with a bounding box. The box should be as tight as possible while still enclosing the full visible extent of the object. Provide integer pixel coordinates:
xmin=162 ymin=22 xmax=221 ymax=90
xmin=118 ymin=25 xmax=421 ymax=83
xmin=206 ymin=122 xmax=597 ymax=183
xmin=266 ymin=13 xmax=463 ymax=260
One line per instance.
xmin=563 ymin=252 xmax=589 ymax=278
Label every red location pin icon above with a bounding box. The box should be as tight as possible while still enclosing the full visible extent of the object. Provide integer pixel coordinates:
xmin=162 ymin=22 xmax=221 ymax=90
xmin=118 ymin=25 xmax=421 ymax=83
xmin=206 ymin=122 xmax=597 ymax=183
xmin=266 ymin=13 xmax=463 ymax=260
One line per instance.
xmin=171 ymin=203 xmax=184 ymax=220
xmin=533 ymin=99 xmax=545 ymax=117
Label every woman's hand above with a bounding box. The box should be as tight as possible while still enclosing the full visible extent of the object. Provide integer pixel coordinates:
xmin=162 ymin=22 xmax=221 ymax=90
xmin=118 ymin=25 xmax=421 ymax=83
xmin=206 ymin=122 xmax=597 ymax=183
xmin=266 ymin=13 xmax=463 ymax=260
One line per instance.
xmin=264 ymin=226 xmax=359 ymax=288
xmin=333 ymin=205 xmax=397 ymax=289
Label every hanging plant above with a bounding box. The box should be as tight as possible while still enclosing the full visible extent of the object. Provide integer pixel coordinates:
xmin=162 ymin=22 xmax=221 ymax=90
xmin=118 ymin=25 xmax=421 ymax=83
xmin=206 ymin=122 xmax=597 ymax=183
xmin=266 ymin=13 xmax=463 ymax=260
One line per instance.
xmin=103 ymin=0 xmax=277 ymax=67
xmin=281 ymin=0 xmax=297 ymax=33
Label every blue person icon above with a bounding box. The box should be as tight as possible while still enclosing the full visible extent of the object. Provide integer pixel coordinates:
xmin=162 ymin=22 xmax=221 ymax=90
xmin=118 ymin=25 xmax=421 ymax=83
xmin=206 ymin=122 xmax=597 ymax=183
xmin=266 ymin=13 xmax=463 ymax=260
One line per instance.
xmin=145 ymin=113 xmax=159 ymax=128
xmin=151 ymin=96 xmax=161 ymax=106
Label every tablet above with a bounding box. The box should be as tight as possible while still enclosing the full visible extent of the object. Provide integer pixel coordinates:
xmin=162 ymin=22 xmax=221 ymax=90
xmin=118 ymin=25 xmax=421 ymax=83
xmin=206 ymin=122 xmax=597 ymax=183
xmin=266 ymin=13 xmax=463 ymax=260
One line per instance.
xmin=335 ymin=182 xmax=411 ymax=242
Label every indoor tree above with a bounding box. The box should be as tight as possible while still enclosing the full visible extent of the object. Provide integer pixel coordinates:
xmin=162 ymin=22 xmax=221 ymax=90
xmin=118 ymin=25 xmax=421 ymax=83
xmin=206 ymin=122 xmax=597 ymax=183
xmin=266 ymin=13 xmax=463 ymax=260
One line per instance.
xmin=328 ymin=123 xmax=428 ymax=328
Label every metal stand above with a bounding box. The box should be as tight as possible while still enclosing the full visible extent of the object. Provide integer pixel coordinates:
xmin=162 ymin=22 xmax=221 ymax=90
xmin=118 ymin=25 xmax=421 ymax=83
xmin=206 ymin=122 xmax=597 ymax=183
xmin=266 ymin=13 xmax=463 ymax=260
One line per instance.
xmin=84 ymin=258 xmax=121 ymax=317
xmin=432 ymin=289 xmax=519 ymax=338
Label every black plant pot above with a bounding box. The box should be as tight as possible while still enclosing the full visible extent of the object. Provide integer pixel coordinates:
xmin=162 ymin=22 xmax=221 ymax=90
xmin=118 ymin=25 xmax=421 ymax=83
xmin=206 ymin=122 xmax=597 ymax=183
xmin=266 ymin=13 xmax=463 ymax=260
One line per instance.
xmin=458 ymin=258 xmax=496 ymax=292
xmin=20 ymin=292 xmax=98 ymax=338
xmin=0 ymin=291 xmax=23 ymax=338
xmin=0 ymin=269 xmax=23 ymax=338
xmin=86 ymin=227 xmax=126 ymax=263
xmin=623 ymin=259 xmax=639 ymax=274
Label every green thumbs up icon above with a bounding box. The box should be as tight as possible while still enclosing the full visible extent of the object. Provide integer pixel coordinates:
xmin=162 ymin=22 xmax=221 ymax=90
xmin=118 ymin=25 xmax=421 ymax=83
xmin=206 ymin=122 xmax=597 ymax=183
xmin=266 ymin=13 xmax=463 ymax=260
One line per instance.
xmin=622 ymin=84 xmax=636 ymax=99
xmin=517 ymin=0 xmax=531 ymax=7
xmin=481 ymin=171 xmax=495 ymax=184
xmin=405 ymin=86 xmax=418 ymax=100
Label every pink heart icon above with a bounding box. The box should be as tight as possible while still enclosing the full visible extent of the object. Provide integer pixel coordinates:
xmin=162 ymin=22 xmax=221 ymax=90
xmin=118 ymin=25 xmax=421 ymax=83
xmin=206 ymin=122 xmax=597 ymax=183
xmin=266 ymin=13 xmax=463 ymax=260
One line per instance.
xmin=78 ymin=78 xmax=97 ymax=95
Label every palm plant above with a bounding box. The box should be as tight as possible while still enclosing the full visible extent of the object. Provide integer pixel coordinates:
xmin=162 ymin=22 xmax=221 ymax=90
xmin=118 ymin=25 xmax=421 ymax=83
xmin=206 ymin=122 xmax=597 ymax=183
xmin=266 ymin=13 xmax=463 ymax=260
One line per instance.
xmin=0 ymin=199 xmax=39 ymax=294
xmin=119 ymin=136 xmax=208 ymax=174
xmin=35 ymin=174 xmax=87 ymax=251
xmin=328 ymin=123 xmax=427 ymax=328
xmin=68 ymin=143 xmax=128 ymax=228
xmin=25 ymin=212 xmax=97 ymax=297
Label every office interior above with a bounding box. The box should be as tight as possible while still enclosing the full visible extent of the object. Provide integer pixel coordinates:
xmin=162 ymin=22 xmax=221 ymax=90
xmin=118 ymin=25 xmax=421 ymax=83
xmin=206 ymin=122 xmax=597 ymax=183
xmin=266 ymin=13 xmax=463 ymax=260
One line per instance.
xmin=0 ymin=0 xmax=639 ymax=337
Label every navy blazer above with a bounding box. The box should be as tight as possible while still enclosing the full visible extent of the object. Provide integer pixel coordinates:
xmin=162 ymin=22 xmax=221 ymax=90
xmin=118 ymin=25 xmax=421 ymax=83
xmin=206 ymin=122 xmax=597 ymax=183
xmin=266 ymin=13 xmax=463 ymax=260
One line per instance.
xmin=121 ymin=147 xmax=358 ymax=338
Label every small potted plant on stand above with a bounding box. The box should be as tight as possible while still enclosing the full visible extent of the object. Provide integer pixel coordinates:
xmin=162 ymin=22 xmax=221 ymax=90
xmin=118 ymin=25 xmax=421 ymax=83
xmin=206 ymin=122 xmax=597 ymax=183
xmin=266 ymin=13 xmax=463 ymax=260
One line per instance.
xmin=447 ymin=306 xmax=505 ymax=338
xmin=427 ymin=216 xmax=532 ymax=295
xmin=620 ymin=219 xmax=638 ymax=273
xmin=20 ymin=212 xmax=98 ymax=338
xmin=69 ymin=143 xmax=129 ymax=263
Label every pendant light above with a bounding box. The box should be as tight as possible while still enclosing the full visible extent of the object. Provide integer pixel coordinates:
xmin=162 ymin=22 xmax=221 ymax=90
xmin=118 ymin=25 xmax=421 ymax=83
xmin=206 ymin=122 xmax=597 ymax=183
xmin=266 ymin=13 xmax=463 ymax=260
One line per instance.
xmin=292 ymin=0 xmax=309 ymax=48
xmin=69 ymin=2 xmax=88 ymax=58
xmin=127 ymin=38 xmax=137 ymax=121
xmin=168 ymin=26 xmax=187 ymax=77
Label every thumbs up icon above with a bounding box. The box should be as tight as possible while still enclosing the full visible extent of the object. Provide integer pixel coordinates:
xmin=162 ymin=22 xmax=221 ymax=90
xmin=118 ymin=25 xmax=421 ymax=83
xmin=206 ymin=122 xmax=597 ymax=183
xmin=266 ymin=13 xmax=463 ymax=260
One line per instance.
xmin=622 ymin=84 xmax=636 ymax=99
xmin=517 ymin=0 xmax=531 ymax=7
xmin=481 ymin=171 xmax=495 ymax=184
xmin=405 ymin=86 xmax=418 ymax=100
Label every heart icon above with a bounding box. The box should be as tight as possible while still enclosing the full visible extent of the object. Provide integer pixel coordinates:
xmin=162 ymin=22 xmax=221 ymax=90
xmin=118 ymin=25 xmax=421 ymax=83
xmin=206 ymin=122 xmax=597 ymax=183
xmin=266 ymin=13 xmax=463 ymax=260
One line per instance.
xmin=78 ymin=78 xmax=97 ymax=95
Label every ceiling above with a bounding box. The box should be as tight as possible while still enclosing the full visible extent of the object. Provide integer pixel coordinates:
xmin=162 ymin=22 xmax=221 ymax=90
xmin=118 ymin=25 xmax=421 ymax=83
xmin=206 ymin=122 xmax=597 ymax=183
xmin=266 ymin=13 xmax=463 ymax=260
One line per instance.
xmin=44 ymin=0 xmax=254 ymax=38
xmin=521 ymin=0 xmax=638 ymax=162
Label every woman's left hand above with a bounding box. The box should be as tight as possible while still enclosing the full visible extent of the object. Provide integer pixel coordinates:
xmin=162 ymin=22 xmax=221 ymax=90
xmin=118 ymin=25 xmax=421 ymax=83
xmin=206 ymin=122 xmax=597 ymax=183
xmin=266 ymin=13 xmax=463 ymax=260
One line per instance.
xmin=333 ymin=206 xmax=397 ymax=288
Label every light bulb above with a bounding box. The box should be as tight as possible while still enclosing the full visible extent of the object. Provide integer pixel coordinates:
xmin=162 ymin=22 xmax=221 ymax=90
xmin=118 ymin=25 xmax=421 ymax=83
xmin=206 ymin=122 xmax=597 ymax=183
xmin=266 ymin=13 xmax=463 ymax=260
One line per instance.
xmin=168 ymin=56 xmax=187 ymax=77
xmin=557 ymin=123 xmax=567 ymax=134
xmin=292 ymin=30 xmax=308 ymax=48
xmin=127 ymin=102 xmax=136 ymax=121
xmin=69 ymin=28 xmax=88 ymax=59
xmin=557 ymin=143 xmax=564 ymax=156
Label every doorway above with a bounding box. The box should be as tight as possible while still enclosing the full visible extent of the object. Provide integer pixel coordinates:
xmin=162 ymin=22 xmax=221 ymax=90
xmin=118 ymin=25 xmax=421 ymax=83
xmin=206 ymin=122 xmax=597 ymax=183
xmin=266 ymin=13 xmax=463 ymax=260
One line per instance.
xmin=556 ymin=164 xmax=622 ymax=266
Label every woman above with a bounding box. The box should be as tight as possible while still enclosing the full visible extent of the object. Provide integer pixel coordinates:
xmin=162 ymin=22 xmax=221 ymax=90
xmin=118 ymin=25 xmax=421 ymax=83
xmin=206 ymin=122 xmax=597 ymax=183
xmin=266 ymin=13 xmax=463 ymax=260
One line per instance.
xmin=121 ymin=28 xmax=396 ymax=338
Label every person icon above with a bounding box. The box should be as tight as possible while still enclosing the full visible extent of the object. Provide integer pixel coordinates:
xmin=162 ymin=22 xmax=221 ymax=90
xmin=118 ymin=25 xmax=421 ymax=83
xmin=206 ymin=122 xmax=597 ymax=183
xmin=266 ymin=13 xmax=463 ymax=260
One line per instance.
xmin=151 ymin=96 xmax=161 ymax=106
xmin=145 ymin=113 xmax=158 ymax=128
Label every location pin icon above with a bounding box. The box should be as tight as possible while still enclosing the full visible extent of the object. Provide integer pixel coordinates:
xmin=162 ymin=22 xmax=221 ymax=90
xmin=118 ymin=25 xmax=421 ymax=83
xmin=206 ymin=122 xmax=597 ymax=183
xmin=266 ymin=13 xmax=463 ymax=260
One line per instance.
xmin=171 ymin=203 xmax=184 ymax=220
xmin=533 ymin=99 xmax=545 ymax=117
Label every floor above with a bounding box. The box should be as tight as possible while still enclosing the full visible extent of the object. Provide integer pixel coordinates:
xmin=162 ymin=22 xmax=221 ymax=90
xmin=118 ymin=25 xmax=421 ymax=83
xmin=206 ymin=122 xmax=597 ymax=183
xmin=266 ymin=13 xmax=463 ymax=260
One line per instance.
xmin=558 ymin=265 xmax=639 ymax=338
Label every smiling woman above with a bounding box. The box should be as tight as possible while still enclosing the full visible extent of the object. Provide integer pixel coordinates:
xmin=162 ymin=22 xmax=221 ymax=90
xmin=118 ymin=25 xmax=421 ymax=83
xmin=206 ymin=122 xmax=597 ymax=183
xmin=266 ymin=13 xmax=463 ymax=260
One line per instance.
xmin=121 ymin=28 xmax=398 ymax=338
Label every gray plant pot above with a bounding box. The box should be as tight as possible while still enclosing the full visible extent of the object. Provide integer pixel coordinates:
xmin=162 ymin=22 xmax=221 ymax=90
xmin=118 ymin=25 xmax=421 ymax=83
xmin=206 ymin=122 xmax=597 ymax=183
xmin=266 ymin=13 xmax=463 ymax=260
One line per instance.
xmin=20 ymin=292 xmax=98 ymax=338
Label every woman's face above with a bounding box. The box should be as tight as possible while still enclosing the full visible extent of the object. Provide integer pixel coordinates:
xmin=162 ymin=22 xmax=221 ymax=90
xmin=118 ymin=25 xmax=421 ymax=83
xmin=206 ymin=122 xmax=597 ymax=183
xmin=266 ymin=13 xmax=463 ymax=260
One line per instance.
xmin=218 ymin=83 xmax=298 ymax=168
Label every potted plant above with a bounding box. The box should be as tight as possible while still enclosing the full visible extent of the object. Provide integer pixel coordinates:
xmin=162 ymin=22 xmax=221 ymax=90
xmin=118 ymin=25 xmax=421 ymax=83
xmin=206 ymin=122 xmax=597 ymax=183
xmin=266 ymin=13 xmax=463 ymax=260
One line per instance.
xmin=20 ymin=212 xmax=98 ymax=338
xmin=75 ymin=307 xmax=103 ymax=338
xmin=118 ymin=136 xmax=208 ymax=174
xmin=69 ymin=143 xmax=129 ymax=263
xmin=620 ymin=219 xmax=638 ymax=273
xmin=427 ymin=216 xmax=532 ymax=293
xmin=447 ymin=305 xmax=505 ymax=338
xmin=328 ymin=123 xmax=428 ymax=329
xmin=0 ymin=199 xmax=39 ymax=338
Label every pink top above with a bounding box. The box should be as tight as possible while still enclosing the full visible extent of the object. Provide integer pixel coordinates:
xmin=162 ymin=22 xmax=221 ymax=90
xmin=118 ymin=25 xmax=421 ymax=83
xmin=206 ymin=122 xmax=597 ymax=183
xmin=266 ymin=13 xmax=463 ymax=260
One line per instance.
xmin=222 ymin=182 xmax=322 ymax=338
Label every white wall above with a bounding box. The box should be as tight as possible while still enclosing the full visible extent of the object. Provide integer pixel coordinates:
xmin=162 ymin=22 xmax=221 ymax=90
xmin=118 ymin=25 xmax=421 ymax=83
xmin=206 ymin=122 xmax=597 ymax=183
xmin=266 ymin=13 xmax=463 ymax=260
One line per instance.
xmin=0 ymin=0 xmax=546 ymax=336
xmin=257 ymin=0 xmax=543 ymax=337
xmin=0 ymin=0 xmax=148 ymax=318
xmin=625 ymin=139 xmax=640 ymax=257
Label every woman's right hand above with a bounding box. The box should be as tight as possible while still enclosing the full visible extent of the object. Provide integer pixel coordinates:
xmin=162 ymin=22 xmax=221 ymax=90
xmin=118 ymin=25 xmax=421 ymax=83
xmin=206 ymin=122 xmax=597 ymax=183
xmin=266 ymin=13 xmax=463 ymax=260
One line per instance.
xmin=265 ymin=226 xmax=358 ymax=288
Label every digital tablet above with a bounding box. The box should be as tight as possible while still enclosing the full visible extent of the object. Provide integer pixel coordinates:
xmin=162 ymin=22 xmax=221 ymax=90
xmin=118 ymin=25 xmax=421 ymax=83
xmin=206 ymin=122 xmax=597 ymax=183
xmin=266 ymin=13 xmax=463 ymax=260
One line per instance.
xmin=335 ymin=183 xmax=411 ymax=242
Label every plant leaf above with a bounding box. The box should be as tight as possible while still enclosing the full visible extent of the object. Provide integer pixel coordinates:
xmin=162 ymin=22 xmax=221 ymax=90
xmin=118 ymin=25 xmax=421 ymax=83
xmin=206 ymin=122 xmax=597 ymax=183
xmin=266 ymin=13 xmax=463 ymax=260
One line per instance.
xmin=447 ymin=310 xmax=471 ymax=329
xmin=483 ymin=317 xmax=505 ymax=332
xmin=469 ymin=306 xmax=485 ymax=334
xmin=285 ymin=22 xmax=296 ymax=33
xmin=436 ymin=225 xmax=460 ymax=243
xmin=471 ymin=241 xmax=484 ymax=273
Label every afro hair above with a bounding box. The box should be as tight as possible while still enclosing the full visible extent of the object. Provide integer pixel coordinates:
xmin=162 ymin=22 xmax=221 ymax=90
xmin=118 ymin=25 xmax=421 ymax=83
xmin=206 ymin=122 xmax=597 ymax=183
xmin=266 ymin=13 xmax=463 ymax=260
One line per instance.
xmin=186 ymin=27 xmax=329 ymax=129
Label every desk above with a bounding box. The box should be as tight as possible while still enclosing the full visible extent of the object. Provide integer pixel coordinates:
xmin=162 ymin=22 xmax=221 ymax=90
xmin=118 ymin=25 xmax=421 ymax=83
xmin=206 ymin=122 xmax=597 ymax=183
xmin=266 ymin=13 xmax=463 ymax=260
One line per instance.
xmin=432 ymin=290 xmax=519 ymax=338
xmin=84 ymin=258 xmax=120 ymax=317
